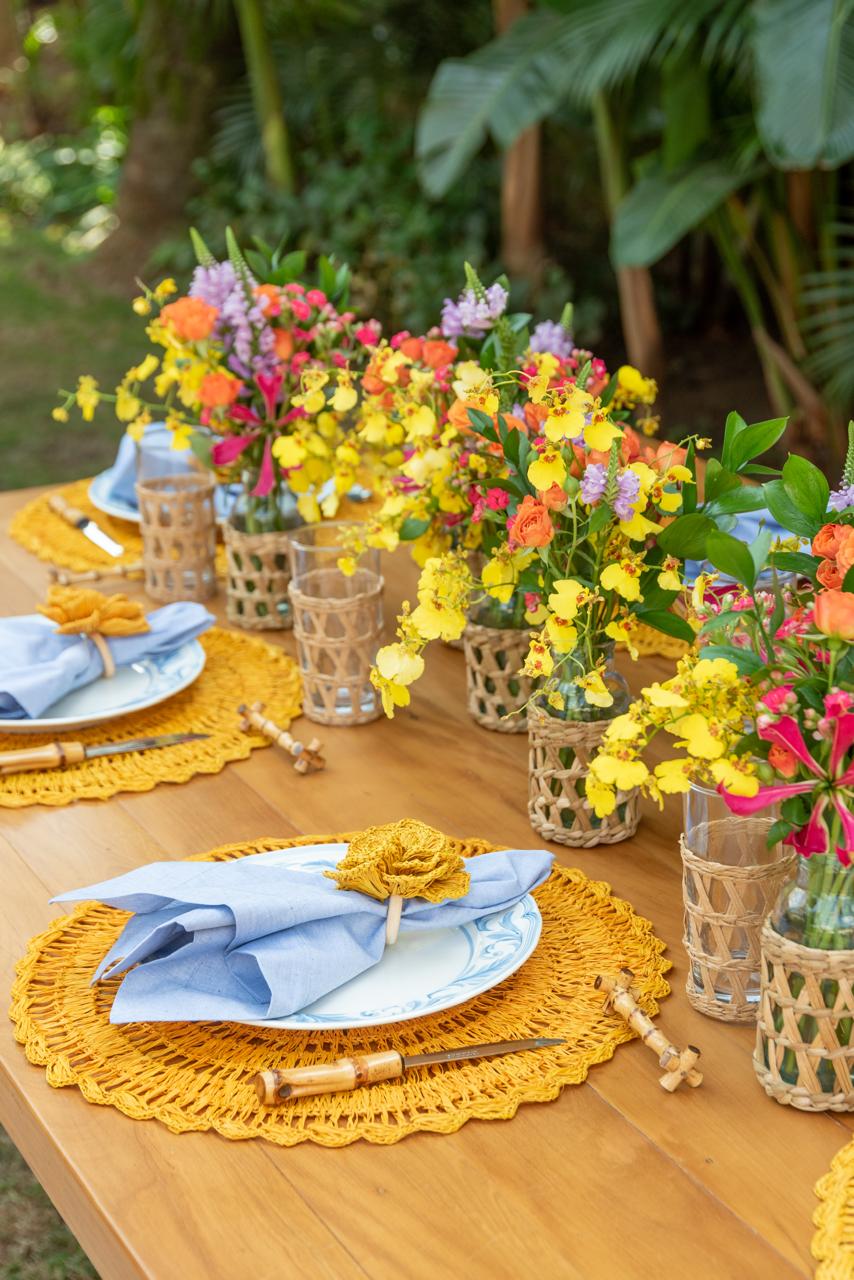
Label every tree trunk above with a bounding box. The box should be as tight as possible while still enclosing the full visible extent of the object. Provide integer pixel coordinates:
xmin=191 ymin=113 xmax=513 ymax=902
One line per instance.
xmin=234 ymin=0 xmax=294 ymax=193
xmin=494 ymin=0 xmax=543 ymax=285
xmin=592 ymin=91 xmax=664 ymax=380
xmin=93 ymin=0 xmax=227 ymax=289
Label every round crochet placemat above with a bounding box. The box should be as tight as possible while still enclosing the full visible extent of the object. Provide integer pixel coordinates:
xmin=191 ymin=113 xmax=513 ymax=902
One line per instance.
xmin=9 ymin=478 xmax=229 ymax=577
xmin=0 ymin=629 xmax=302 ymax=808
xmin=632 ymin=620 xmax=689 ymax=661
xmin=813 ymin=1135 xmax=854 ymax=1279
xmin=10 ymin=833 xmax=670 ymax=1147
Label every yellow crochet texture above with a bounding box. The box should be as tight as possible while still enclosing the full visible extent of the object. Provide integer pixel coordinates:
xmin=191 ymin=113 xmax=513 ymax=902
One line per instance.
xmin=0 ymin=628 xmax=302 ymax=808
xmin=10 ymin=832 xmax=671 ymax=1148
xmin=814 ymin=1134 xmax=854 ymax=1279
xmin=632 ymin=620 xmax=690 ymax=661
xmin=9 ymin=478 xmax=227 ymax=576
xmin=327 ymin=818 xmax=470 ymax=902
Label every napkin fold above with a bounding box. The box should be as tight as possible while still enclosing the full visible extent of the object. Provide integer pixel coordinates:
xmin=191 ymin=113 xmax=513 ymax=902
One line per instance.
xmin=685 ymin=506 xmax=789 ymax=585
xmin=0 ymin=603 xmax=214 ymax=719
xmin=53 ymin=844 xmax=554 ymax=1022
xmin=106 ymin=423 xmax=237 ymax=518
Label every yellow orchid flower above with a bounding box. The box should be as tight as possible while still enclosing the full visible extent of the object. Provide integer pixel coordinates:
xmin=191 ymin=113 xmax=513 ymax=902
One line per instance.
xmin=710 ymin=757 xmax=759 ymax=796
xmin=482 ymin=556 xmax=518 ymax=603
xmin=527 ymin=449 xmax=567 ymax=491
xmin=604 ymin=615 xmax=639 ymax=659
xmin=574 ymin=667 xmax=614 ymax=709
xmin=545 ymin=614 xmax=578 ymax=653
xmin=670 ymin=713 xmax=725 ymax=759
xmin=619 ymin=508 xmax=661 ymax=541
xmin=600 ymin=557 xmax=644 ymax=602
xmin=297 ymin=493 xmax=322 ymax=523
xmin=583 ymin=415 xmax=623 ymax=452
xmin=376 ymin=643 xmax=425 ymax=688
xmin=589 ymin=752 xmax=649 ymax=790
xmin=585 ymin=773 xmax=618 ymax=819
xmin=410 ymin=598 xmax=467 ymax=642
xmin=641 ymin=682 xmax=688 ymax=709
xmin=547 ymin=578 xmax=587 ymax=620
xmin=75 ymin=375 xmax=100 ymax=422
xmin=402 ymin=403 xmax=436 ymax=439
xmin=521 ymin=638 xmax=554 ymax=678
xmin=603 ymin=713 xmax=644 ymax=742
xmin=657 ymin=556 xmax=682 ymax=592
xmin=692 ymin=657 xmax=740 ymax=686
xmin=115 ymin=385 xmax=142 ymax=423
xmin=654 ymin=759 xmax=694 ymax=794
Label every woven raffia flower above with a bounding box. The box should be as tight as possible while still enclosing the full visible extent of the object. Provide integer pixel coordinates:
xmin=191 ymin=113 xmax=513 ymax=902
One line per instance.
xmin=326 ymin=819 xmax=470 ymax=903
xmin=38 ymin=587 xmax=150 ymax=637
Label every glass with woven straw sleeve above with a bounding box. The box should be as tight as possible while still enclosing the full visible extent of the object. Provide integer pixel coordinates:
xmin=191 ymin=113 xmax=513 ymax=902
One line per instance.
xmin=464 ymin=593 xmax=533 ymax=732
xmin=527 ymin=641 xmax=638 ymax=847
xmin=288 ymin=523 xmax=383 ymax=725
xmin=680 ymin=784 xmax=793 ymax=1022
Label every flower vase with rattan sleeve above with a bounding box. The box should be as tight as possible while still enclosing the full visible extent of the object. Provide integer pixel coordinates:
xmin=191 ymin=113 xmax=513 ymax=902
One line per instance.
xmin=527 ymin=642 xmax=640 ymax=848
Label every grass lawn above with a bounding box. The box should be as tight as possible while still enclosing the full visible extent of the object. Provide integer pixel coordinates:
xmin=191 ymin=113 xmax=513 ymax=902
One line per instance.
xmin=0 ymin=227 xmax=150 ymax=491
xmin=0 ymin=1128 xmax=96 ymax=1278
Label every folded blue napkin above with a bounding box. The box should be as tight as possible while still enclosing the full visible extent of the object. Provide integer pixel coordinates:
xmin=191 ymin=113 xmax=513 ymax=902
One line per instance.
xmin=106 ymin=423 xmax=237 ymax=518
xmin=686 ymin=507 xmax=789 ymax=585
xmin=53 ymin=845 xmax=554 ymax=1023
xmin=0 ymin=602 xmax=214 ymax=719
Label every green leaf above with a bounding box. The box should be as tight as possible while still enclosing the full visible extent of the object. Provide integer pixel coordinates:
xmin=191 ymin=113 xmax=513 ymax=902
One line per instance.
xmin=612 ymin=160 xmax=761 ymax=268
xmin=631 ymin=609 xmax=694 ymax=642
xmin=767 ymin=818 xmax=795 ymax=846
xmin=844 ymin=566 xmax=854 ymax=592
xmin=754 ymin=0 xmax=854 ymax=168
xmin=782 ymin=794 xmax=812 ymax=827
xmin=721 ymin=411 xmax=748 ymax=471
xmin=587 ymin=502 xmax=612 ymax=535
xmin=399 ymin=517 xmax=431 ymax=542
xmin=708 ymin=485 xmax=769 ymax=516
xmin=189 ymin=431 xmax=214 ymax=469
xmin=728 ymin=417 xmax=789 ymax=472
xmin=751 ymin=527 xmax=774 ymax=578
xmin=706 ymin=529 xmax=757 ymax=588
xmin=683 ymin=440 xmax=697 ymax=514
xmin=700 ymin=644 xmax=764 ymax=675
xmin=467 ymin=408 xmax=496 ymax=435
xmin=765 ymin=478 xmax=822 ymax=538
xmin=703 ymin=459 xmax=742 ymax=505
xmin=657 ymin=512 xmax=715 ymax=559
xmin=770 ymin=550 xmax=820 ymax=579
xmin=782 ymin=454 xmax=830 ymax=523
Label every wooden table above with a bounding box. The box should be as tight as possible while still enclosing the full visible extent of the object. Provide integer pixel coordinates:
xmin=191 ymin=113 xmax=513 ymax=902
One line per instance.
xmin=0 ymin=484 xmax=849 ymax=1280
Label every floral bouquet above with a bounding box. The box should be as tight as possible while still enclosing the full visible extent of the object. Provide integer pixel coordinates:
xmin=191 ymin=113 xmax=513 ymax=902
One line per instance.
xmin=55 ymin=229 xmax=382 ymax=532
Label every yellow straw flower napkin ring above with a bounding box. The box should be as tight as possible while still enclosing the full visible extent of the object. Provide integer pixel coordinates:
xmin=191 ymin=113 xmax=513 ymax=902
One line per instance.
xmin=326 ymin=819 xmax=470 ymax=945
xmin=38 ymin=585 xmax=150 ymax=679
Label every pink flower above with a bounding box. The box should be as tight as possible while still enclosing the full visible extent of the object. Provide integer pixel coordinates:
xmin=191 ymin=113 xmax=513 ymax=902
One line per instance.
xmin=486 ymin=487 xmax=510 ymax=510
xmin=250 ymin=437 xmax=275 ymax=497
xmin=524 ymin=592 xmax=541 ymax=613
xmin=390 ymin=330 xmax=411 ymax=349
xmin=290 ymin=299 xmax=312 ymax=322
xmin=283 ymin=283 xmax=305 ymax=295
xmin=826 ymin=690 xmax=854 ymax=717
xmin=762 ymin=685 xmax=794 ymax=712
xmin=305 ymin=289 xmax=327 ymax=307
xmin=211 ymin=432 xmax=259 ymax=466
xmin=355 ymin=321 xmax=381 ymax=345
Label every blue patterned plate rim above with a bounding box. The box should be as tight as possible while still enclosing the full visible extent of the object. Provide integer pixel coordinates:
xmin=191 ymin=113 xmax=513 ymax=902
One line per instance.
xmin=241 ymin=844 xmax=543 ymax=1031
xmin=0 ymin=638 xmax=206 ymax=734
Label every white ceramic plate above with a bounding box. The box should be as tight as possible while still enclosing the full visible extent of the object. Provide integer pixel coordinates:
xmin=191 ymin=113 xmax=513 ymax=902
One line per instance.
xmin=241 ymin=845 xmax=542 ymax=1031
xmin=88 ymin=468 xmax=141 ymax=524
xmin=1 ymin=639 xmax=206 ymax=734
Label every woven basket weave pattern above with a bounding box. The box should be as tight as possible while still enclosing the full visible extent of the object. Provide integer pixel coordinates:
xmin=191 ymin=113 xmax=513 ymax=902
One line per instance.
xmin=136 ymin=475 xmax=217 ymax=603
xmin=527 ymin=706 xmax=640 ymax=848
xmin=755 ymin=922 xmax=854 ymax=1110
xmin=290 ymin=567 xmax=383 ymax=725
xmin=463 ymin=622 xmax=532 ymax=733
xmin=680 ymin=827 xmax=797 ymax=1023
xmin=223 ymin=523 xmax=294 ymax=631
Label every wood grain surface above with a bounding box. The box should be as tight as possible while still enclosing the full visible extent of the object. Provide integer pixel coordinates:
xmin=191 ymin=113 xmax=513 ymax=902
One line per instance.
xmin=0 ymin=484 xmax=847 ymax=1280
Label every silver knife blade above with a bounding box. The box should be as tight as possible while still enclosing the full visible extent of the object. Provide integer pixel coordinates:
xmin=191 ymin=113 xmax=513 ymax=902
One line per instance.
xmin=84 ymin=732 xmax=210 ymax=760
xmin=402 ymin=1037 xmax=564 ymax=1070
xmin=80 ymin=518 xmax=124 ymax=558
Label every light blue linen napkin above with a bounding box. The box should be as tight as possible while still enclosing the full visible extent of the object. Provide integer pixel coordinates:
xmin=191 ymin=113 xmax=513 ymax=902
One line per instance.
xmin=685 ymin=507 xmax=789 ymax=585
xmin=0 ymin=603 xmax=214 ymax=719
xmin=52 ymin=845 xmax=554 ymax=1023
xmin=106 ymin=423 xmax=237 ymax=518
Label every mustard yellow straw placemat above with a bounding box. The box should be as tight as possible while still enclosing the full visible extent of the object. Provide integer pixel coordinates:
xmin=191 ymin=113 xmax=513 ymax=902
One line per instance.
xmin=814 ymin=1134 xmax=854 ymax=1278
xmin=0 ymin=628 xmax=302 ymax=807
xmin=11 ymin=832 xmax=670 ymax=1147
xmin=10 ymin=478 xmax=228 ymax=576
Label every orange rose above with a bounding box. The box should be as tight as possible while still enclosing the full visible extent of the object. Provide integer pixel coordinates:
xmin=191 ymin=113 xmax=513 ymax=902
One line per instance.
xmin=274 ymin=329 xmax=295 ymax=360
xmin=198 ymin=371 xmax=243 ymax=409
xmin=398 ymin=336 xmax=423 ymax=361
xmin=509 ymin=495 xmax=553 ymax=547
xmin=836 ymin=527 xmax=854 ymax=577
xmin=814 ymin=589 xmax=854 ymax=640
xmin=768 ymin=742 xmax=799 ymax=779
xmin=813 ymin=523 xmax=847 ymax=560
xmin=159 ymin=297 xmax=218 ymax=342
xmin=643 ymin=439 xmax=687 ymax=471
xmin=421 ymin=339 xmax=456 ymax=369
xmin=540 ymin=482 xmax=567 ymax=511
xmin=253 ymin=284 xmax=281 ymax=317
xmin=817 ymin=558 xmax=844 ymax=590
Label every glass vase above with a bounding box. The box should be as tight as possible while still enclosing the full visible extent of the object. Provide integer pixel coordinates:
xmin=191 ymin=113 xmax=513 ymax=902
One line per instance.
xmin=527 ymin=642 xmax=639 ymax=847
xmin=755 ymin=854 xmax=854 ymax=1106
xmin=680 ymin=784 xmax=793 ymax=1021
xmin=464 ymin=593 xmax=532 ymax=731
xmin=230 ymin=469 xmax=302 ymax=536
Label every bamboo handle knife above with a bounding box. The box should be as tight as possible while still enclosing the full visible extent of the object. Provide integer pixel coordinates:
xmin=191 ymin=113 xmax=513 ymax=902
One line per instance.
xmin=0 ymin=742 xmax=87 ymax=774
xmin=256 ymin=1052 xmax=404 ymax=1102
xmin=48 ymin=492 xmax=89 ymax=525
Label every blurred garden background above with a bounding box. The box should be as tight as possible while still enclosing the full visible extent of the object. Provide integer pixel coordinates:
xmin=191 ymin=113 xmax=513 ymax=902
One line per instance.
xmin=3 ymin=0 xmax=854 ymax=494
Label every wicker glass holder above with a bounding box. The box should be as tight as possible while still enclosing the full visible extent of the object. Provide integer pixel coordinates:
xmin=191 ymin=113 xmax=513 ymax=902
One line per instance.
xmin=135 ymin=474 xmax=217 ymax=603
xmin=463 ymin=622 xmax=532 ymax=732
xmin=223 ymin=524 xmax=294 ymax=631
xmin=289 ymin=566 xmax=384 ymax=726
xmin=755 ymin=922 xmax=854 ymax=1110
xmin=680 ymin=822 xmax=797 ymax=1022
xmin=527 ymin=706 xmax=640 ymax=847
